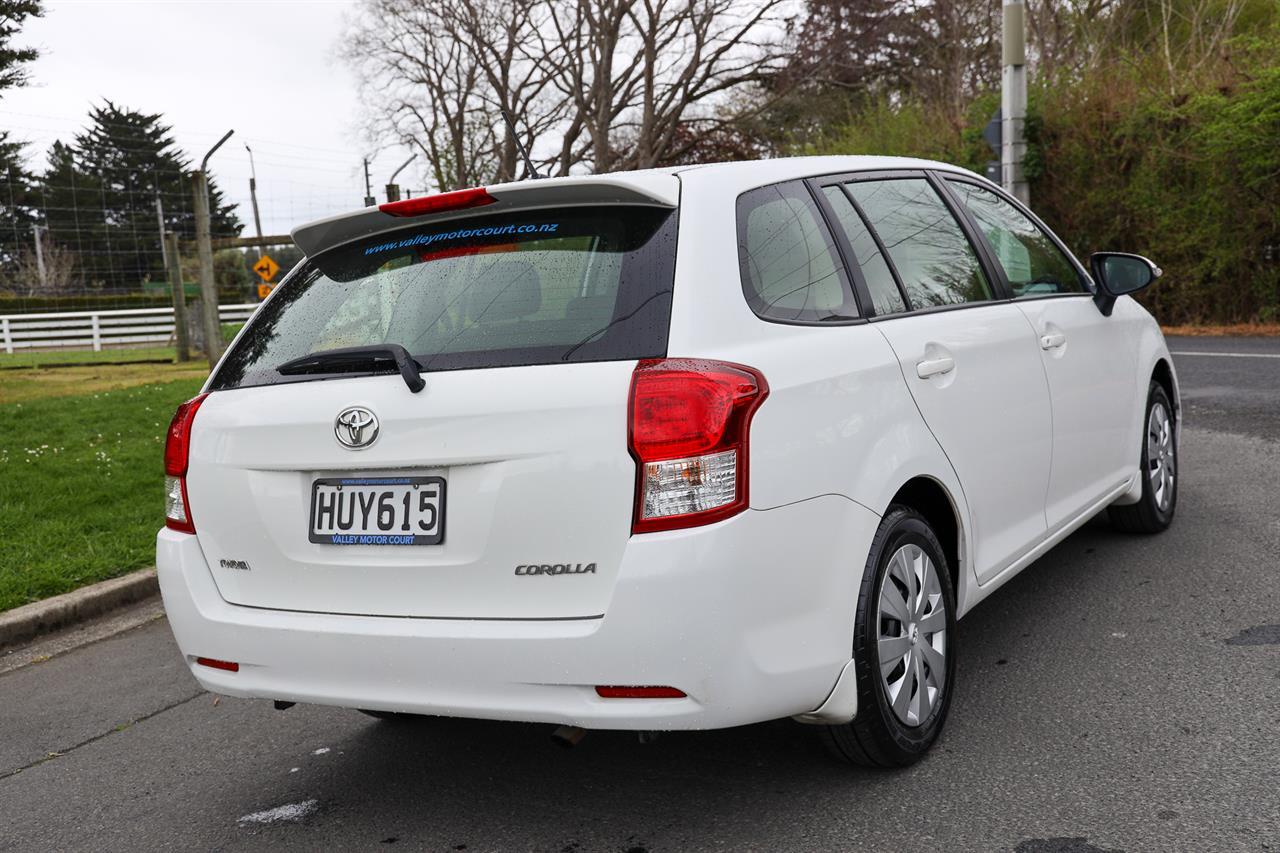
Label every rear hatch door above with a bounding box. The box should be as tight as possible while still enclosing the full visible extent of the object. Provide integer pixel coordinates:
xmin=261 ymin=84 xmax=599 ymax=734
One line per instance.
xmin=186 ymin=190 xmax=678 ymax=619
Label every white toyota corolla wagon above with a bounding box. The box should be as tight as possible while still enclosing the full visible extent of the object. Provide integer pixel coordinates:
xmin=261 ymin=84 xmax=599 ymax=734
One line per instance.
xmin=157 ymin=156 xmax=1179 ymax=766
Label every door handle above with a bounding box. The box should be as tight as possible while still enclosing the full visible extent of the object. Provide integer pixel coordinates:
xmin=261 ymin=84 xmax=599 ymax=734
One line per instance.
xmin=916 ymin=356 xmax=956 ymax=379
xmin=1040 ymin=332 xmax=1067 ymax=350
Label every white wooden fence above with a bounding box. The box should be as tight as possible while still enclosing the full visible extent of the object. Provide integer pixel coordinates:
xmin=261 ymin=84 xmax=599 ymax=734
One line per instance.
xmin=0 ymin=303 xmax=259 ymax=354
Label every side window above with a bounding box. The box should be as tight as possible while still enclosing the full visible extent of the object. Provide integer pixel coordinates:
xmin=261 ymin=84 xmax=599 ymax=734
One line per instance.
xmin=821 ymin=185 xmax=908 ymax=316
xmin=947 ymin=180 xmax=1085 ymax=297
xmin=736 ymin=181 xmax=857 ymax=323
xmin=845 ymin=179 xmax=993 ymax=309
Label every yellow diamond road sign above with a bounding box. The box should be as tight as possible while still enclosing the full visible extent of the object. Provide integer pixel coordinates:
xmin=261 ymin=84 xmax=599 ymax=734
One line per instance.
xmin=253 ymin=254 xmax=280 ymax=282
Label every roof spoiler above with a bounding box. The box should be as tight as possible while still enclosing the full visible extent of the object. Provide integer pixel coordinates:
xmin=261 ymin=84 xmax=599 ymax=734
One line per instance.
xmin=290 ymin=173 xmax=680 ymax=258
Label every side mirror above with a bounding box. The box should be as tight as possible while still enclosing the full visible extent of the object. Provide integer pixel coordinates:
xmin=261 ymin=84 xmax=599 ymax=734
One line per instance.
xmin=1090 ymin=252 xmax=1162 ymax=316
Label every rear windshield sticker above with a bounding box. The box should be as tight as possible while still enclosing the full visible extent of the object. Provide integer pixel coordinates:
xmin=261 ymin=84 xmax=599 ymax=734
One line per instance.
xmin=363 ymin=221 xmax=559 ymax=256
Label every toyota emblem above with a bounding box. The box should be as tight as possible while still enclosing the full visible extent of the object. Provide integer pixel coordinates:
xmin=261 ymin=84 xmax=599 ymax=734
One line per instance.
xmin=334 ymin=407 xmax=379 ymax=449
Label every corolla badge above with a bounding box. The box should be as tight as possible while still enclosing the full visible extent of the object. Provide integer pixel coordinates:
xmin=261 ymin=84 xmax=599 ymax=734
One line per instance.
xmin=334 ymin=407 xmax=379 ymax=449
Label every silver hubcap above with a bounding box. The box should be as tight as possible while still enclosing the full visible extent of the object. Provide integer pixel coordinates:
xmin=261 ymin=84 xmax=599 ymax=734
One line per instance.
xmin=1147 ymin=401 xmax=1176 ymax=512
xmin=876 ymin=544 xmax=947 ymax=727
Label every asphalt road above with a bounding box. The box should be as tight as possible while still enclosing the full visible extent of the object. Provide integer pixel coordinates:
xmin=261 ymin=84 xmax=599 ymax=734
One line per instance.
xmin=3 ymin=337 xmax=1278 ymax=852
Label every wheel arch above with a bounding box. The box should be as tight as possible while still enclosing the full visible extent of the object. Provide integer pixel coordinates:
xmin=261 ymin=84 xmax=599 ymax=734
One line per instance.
xmin=886 ymin=476 xmax=968 ymax=615
xmin=1152 ymin=357 xmax=1178 ymax=416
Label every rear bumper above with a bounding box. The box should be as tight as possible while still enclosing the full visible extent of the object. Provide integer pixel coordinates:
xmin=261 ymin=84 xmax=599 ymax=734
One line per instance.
xmin=157 ymin=495 xmax=878 ymax=730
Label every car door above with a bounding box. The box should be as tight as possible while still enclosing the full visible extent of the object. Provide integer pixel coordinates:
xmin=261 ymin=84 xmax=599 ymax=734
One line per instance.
xmin=941 ymin=177 xmax=1139 ymax=531
xmin=819 ymin=173 xmax=1053 ymax=585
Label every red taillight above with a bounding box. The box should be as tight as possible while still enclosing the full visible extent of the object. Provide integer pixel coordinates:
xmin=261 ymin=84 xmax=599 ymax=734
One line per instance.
xmin=195 ymin=657 xmax=239 ymax=672
xmin=595 ymin=686 xmax=686 ymax=699
xmin=164 ymin=393 xmax=208 ymax=534
xmin=164 ymin=393 xmax=207 ymax=477
xmin=379 ymin=187 xmax=496 ymax=217
xmin=628 ymin=359 xmax=768 ymax=534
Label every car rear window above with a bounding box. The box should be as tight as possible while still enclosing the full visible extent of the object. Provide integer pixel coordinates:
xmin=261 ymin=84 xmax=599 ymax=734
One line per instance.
xmin=210 ymin=206 xmax=677 ymax=390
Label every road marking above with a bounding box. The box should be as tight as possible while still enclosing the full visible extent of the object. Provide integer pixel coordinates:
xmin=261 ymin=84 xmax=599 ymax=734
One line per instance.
xmin=1170 ymin=350 xmax=1280 ymax=359
xmin=237 ymin=799 xmax=319 ymax=826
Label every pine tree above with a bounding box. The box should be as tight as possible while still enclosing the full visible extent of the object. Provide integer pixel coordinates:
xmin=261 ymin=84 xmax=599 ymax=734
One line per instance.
xmin=38 ymin=101 xmax=242 ymax=289
xmin=0 ymin=0 xmax=43 ymax=92
xmin=0 ymin=1 xmax=44 ymax=276
xmin=0 ymin=133 xmax=37 ymax=270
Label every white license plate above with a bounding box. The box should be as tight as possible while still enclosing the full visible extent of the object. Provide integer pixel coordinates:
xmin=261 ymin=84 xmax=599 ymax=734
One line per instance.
xmin=308 ymin=476 xmax=445 ymax=545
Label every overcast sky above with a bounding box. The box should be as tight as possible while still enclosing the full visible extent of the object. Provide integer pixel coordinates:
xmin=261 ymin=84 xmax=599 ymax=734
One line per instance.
xmin=2 ymin=0 xmax=419 ymax=236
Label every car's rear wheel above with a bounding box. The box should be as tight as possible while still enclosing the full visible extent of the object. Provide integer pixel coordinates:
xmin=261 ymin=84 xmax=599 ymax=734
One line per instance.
xmin=1109 ymin=381 xmax=1177 ymax=534
xmin=820 ymin=506 xmax=957 ymax=767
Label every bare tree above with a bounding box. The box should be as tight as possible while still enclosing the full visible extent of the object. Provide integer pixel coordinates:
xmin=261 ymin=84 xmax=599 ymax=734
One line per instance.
xmin=0 ymin=243 xmax=78 ymax=296
xmin=344 ymin=0 xmax=496 ymax=191
xmin=902 ymin=0 xmax=1002 ymax=132
xmin=344 ymin=0 xmax=791 ymax=188
xmin=1146 ymin=0 xmax=1245 ymax=94
xmin=544 ymin=0 xmax=791 ymax=173
xmin=449 ymin=0 xmax=566 ymax=181
xmin=1024 ymin=0 xmax=1114 ymax=80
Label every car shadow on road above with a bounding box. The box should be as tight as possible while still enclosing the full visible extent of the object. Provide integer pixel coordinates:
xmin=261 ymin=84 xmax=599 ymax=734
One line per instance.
xmin=263 ymin=513 xmax=1154 ymax=849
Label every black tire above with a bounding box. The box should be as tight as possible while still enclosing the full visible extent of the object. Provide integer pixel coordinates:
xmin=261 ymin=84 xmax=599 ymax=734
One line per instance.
xmin=820 ymin=506 xmax=957 ymax=767
xmin=1109 ymin=381 xmax=1178 ymax=534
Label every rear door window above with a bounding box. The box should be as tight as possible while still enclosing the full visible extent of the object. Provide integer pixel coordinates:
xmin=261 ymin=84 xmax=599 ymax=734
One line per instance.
xmin=844 ymin=179 xmax=994 ymax=309
xmin=736 ymin=181 xmax=858 ymax=323
xmin=211 ymin=207 xmax=677 ymax=390
xmin=821 ymin=185 xmax=908 ymax=316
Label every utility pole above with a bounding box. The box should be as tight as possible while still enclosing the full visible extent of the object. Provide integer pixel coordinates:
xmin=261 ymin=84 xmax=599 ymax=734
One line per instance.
xmin=31 ymin=224 xmax=47 ymax=289
xmin=1001 ymin=0 xmax=1029 ymax=205
xmin=384 ymin=153 xmax=416 ymax=204
xmin=165 ymin=230 xmax=191 ymax=362
xmin=363 ymin=158 xmax=375 ymax=207
xmin=244 ymin=144 xmax=265 ymax=260
xmin=193 ymin=128 xmax=233 ymax=369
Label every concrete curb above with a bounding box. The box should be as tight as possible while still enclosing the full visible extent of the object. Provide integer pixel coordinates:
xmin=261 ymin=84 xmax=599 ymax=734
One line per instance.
xmin=0 ymin=568 xmax=159 ymax=649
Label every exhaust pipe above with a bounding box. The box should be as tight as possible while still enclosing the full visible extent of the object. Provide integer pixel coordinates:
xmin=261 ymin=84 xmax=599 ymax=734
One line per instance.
xmin=550 ymin=725 xmax=587 ymax=748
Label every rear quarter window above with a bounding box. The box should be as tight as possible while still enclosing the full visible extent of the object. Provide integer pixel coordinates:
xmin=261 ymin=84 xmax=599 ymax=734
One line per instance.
xmin=210 ymin=206 xmax=677 ymax=391
xmin=735 ymin=181 xmax=857 ymax=324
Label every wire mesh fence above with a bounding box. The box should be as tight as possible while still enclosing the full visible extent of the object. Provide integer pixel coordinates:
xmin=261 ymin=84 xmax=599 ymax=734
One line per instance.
xmin=1 ymin=112 xmax=361 ymax=316
xmin=1 ymin=172 xmax=304 ymax=316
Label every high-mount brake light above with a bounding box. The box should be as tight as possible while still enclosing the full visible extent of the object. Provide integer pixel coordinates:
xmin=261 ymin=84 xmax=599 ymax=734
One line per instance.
xmin=164 ymin=393 xmax=209 ymax=534
xmin=628 ymin=359 xmax=768 ymax=534
xmin=378 ymin=187 xmax=496 ymax=217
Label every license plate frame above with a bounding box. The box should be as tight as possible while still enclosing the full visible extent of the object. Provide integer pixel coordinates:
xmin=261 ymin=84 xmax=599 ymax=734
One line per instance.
xmin=308 ymin=476 xmax=446 ymax=546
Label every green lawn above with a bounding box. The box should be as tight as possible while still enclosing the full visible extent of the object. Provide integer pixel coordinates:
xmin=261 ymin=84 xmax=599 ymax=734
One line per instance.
xmin=0 ymin=369 xmax=207 ymax=611
xmin=0 ymin=347 xmax=179 ymax=369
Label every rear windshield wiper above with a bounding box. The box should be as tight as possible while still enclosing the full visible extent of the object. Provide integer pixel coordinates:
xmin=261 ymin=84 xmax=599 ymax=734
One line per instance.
xmin=276 ymin=344 xmax=425 ymax=393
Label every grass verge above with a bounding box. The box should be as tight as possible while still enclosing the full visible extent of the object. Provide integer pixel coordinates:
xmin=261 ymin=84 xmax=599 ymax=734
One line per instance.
xmin=0 ymin=347 xmax=179 ymax=369
xmin=1161 ymin=323 xmax=1280 ymax=337
xmin=0 ymin=362 xmax=209 ymax=404
xmin=0 ymin=373 xmax=206 ymax=612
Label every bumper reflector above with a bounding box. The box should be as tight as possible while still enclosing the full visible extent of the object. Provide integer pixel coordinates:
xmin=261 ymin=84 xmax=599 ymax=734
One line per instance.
xmin=595 ymin=685 xmax=686 ymax=699
xmin=195 ymin=657 xmax=239 ymax=672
